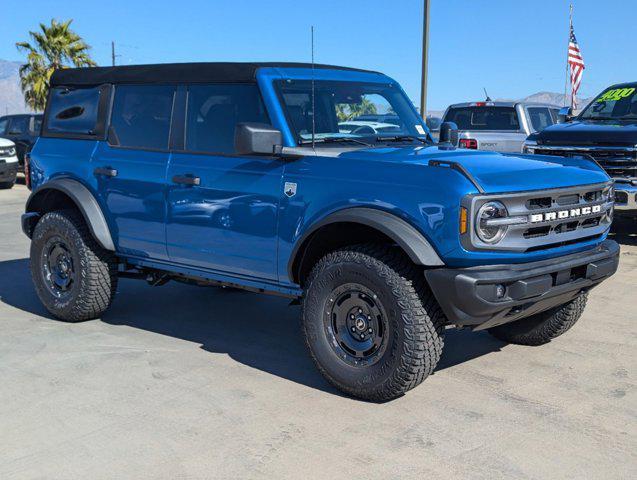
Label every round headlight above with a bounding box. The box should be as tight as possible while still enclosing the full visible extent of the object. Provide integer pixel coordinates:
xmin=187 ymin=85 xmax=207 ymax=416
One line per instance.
xmin=8 ymin=147 xmax=16 ymax=156
xmin=476 ymin=201 xmax=509 ymax=244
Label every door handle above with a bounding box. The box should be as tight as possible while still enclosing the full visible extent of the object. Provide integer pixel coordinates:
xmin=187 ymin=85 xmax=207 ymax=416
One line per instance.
xmin=94 ymin=167 xmax=118 ymax=178
xmin=172 ymin=174 xmax=201 ymax=186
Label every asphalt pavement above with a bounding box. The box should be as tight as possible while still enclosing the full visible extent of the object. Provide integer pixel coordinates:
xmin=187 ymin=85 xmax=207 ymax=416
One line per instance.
xmin=0 ymin=183 xmax=635 ymax=479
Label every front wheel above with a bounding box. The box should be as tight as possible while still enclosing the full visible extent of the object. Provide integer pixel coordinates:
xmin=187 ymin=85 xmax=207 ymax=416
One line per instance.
xmin=302 ymin=244 xmax=446 ymax=402
xmin=30 ymin=210 xmax=118 ymax=322
xmin=488 ymin=293 xmax=588 ymax=346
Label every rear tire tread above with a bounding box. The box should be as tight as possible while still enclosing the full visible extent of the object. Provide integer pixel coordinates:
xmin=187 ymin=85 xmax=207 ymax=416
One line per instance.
xmin=30 ymin=209 xmax=118 ymax=322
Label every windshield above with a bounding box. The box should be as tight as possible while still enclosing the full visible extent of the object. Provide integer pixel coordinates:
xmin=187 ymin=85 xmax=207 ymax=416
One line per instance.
xmin=277 ymin=80 xmax=429 ymax=145
xmin=579 ymin=84 xmax=637 ymax=120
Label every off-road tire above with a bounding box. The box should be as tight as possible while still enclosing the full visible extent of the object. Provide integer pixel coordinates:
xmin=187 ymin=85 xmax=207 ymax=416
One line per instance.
xmin=488 ymin=293 xmax=588 ymax=346
xmin=302 ymin=244 xmax=446 ymax=402
xmin=0 ymin=179 xmax=15 ymax=189
xmin=30 ymin=209 xmax=118 ymax=322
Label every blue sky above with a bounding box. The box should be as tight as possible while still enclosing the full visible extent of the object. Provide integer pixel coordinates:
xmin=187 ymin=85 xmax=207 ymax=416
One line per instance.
xmin=3 ymin=0 xmax=636 ymax=111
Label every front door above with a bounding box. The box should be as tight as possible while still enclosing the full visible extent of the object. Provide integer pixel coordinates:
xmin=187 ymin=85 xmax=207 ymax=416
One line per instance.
xmin=92 ymin=85 xmax=176 ymax=260
xmin=166 ymin=84 xmax=282 ymax=280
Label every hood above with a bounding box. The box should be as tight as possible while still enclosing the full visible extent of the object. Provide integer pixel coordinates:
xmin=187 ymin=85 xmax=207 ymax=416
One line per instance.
xmin=337 ymin=145 xmax=610 ymax=194
xmin=0 ymin=138 xmax=15 ymax=147
xmin=536 ymin=119 xmax=637 ymax=146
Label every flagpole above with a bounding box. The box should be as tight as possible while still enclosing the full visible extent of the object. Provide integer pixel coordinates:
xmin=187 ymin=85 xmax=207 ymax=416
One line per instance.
xmin=564 ymin=4 xmax=572 ymax=107
xmin=567 ymin=4 xmax=574 ymax=109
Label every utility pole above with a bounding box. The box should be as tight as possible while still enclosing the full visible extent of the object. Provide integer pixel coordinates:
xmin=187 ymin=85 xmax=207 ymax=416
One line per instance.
xmin=420 ymin=0 xmax=430 ymax=119
xmin=111 ymin=41 xmax=116 ymax=66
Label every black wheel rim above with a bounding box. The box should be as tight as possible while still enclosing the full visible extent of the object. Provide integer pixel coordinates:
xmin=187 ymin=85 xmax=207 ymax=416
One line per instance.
xmin=324 ymin=283 xmax=388 ymax=367
xmin=41 ymin=236 xmax=75 ymax=298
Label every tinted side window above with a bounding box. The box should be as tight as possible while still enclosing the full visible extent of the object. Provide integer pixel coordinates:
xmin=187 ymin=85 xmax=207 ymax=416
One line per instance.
xmin=527 ymin=107 xmax=554 ymax=132
xmin=109 ymin=85 xmax=175 ymax=150
xmin=0 ymin=117 xmax=8 ymax=135
xmin=186 ymin=84 xmax=269 ymax=154
xmin=32 ymin=116 xmax=43 ymax=135
xmin=46 ymin=87 xmax=100 ymax=134
xmin=444 ymin=107 xmax=520 ymax=131
xmin=9 ymin=116 xmax=29 ymax=134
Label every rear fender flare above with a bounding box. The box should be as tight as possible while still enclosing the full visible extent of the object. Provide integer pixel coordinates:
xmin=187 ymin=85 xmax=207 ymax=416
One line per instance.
xmin=25 ymin=178 xmax=115 ymax=251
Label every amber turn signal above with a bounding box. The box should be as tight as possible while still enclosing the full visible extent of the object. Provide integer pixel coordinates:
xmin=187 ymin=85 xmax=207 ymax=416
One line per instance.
xmin=459 ymin=207 xmax=468 ymax=234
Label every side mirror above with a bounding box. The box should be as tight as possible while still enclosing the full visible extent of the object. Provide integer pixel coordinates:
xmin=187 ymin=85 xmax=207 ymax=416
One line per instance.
xmin=438 ymin=122 xmax=459 ymax=147
xmin=234 ymin=123 xmax=282 ymax=155
xmin=557 ymin=106 xmax=573 ymax=123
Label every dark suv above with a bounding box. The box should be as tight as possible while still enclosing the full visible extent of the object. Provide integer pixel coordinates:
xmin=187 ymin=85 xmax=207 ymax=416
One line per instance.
xmin=0 ymin=113 xmax=43 ymax=169
xmin=21 ymin=63 xmax=619 ymax=401
xmin=523 ymin=82 xmax=637 ymax=217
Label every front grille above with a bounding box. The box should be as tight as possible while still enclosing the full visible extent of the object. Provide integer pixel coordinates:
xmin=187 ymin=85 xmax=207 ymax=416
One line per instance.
xmin=534 ymin=146 xmax=637 ymax=180
xmin=462 ymin=182 xmax=614 ymax=252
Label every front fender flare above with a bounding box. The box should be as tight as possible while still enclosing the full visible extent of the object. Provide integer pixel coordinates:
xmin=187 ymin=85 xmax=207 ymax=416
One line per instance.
xmin=288 ymin=207 xmax=444 ymax=281
xmin=24 ymin=178 xmax=115 ymax=251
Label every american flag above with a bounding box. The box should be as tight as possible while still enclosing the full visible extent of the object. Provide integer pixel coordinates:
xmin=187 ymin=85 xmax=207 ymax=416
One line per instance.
xmin=568 ymin=25 xmax=585 ymax=108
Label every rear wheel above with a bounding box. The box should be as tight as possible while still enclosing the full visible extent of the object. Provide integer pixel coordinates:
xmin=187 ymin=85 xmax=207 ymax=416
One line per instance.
xmin=488 ymin=293 xmax=587 ymax=346
xmin=302 ymin=244 xmax=445 ymax=401
xmin=30 ymin=210 xmax=118 ymax=322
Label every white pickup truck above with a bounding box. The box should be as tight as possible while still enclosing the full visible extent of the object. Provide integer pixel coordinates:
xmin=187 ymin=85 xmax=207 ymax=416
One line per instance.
xmin=441 ymin=101 xmax=560 ymax=153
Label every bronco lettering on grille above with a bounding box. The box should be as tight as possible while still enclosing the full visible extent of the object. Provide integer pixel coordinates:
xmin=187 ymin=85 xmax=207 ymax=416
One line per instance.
xmin=529 ymin=204 xmax=602 ymax=223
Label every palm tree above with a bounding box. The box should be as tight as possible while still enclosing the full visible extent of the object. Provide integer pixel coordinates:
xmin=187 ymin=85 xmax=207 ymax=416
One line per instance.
xmin=16 ymin=19 xmax=96 ymax=111
xmin=336 ymin=98 xmax=379 ymax=122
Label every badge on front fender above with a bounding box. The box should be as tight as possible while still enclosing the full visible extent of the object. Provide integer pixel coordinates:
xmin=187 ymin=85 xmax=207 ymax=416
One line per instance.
xmin=284 ymin=182 xmax=297 ymax=197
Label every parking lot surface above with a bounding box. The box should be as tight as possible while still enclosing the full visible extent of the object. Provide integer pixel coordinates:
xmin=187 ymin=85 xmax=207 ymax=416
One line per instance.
xmin=0 ymin=183 xmax=635 ymax=479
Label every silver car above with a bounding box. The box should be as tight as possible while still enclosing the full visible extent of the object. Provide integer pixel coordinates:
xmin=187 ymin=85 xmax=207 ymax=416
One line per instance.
xmin=441 ymin=101 xmax=560 ymax=153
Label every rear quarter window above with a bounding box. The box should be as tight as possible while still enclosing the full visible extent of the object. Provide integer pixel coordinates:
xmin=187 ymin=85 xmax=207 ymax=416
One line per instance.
xmin=444 ymin=107 xmax=520 ymax=131
xmin=45 ymin=87 xmax=101 ymax=135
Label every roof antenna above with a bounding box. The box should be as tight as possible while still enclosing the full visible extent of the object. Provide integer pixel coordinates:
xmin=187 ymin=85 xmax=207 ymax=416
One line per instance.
xmin=311 ymin=26 xmax=316 ymax=150
xmin=483 ymin=87 xmax=492 ymax=102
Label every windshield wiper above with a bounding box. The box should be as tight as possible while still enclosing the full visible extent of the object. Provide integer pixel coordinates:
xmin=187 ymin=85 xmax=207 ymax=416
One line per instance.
xmin=299 ymin=137 xmax=373 ymax=147
xmin=377 ymin=135 xmax=429 ymax=145
xmin=582 ymin=116 xmax=616 ymax=121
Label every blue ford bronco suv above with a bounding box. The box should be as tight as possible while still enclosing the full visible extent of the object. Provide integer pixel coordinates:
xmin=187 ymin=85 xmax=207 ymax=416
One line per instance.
xmin=22 ymin=63 xmax=619 ymax=401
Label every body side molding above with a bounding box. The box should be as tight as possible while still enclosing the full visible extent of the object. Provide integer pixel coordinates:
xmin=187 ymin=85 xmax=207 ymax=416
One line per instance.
xmin=288 ymin=207 xmax=444 ymax=281
xmin=24 ymin=178 xmax=115 ymax=251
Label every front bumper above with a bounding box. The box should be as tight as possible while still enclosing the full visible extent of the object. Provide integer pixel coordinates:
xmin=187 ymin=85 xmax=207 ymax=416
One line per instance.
xmin=425 ymin=240 xmax=619 ymax=330
xmin=0 ymin=159 xmax=19 ymax=182
xmin=614 ymin=181 xmax=637 ymax=214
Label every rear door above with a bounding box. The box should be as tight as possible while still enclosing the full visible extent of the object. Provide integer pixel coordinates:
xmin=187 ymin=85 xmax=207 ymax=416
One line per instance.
xmin=92 ymin=85 xmax=176 ymax=260
xmin=165 ymin=83 xmax=282 ymax=280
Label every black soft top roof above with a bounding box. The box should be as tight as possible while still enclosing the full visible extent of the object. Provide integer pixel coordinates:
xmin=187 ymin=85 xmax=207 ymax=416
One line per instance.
xmin=50 ymin=62 xmax=378 ymax=86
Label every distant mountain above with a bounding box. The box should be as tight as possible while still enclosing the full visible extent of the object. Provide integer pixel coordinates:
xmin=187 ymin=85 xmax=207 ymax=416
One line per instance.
xmin=0 ymin=59 xmax=33 ymax=115
xmin=517 ymin=91 xmax=592 ymax=108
